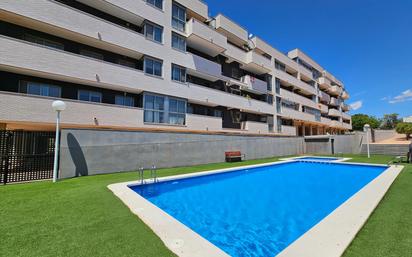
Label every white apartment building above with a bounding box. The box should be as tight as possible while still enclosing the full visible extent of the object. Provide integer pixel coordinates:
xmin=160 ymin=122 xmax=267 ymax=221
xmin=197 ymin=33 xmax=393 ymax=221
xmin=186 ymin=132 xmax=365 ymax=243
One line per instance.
xmin=0 ymin=0 xmax=351 ymax=136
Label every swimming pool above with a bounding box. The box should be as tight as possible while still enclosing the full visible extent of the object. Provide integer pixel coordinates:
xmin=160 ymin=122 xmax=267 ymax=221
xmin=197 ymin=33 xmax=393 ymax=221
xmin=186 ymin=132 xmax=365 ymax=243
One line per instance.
xmin=296 ymin=157 xmax=340 ymax=162
xmin=129 ymin=161 xmax=387 ymax=257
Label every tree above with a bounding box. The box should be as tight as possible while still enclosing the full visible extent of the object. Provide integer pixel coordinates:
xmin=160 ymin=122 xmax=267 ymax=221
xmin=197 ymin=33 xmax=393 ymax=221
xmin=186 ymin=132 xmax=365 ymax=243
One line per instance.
xmin=396 ymin=122 xmax=412 ymax=140
xmin=351 ymin=114 xmax=380 ymax=131
xmin=380 ymin=113 xmax=401 ymax=129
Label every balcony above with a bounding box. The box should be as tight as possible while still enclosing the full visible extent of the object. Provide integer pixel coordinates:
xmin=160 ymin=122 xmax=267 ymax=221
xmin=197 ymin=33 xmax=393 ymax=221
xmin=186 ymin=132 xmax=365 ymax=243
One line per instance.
xmin=0 ymin=91 xmax=228 ymax=132
xmin=187 ymin=53 xmax=223 ymax=81
xmin=0 ymin=0 xmax=163 ymax=59
xmin=341 ymin=103 xmax=350 ymax=112
xmin=175 ymin=0 xmax=209 ymax=20
xmin=321 ymin=117 xmax=332 ymax=126
xmin=319 ymin=91 xmax=331 ymax=103
xmin=281 ymin=108 xmax=318 ymax=123
xmin=281 ymin=125 xmax=297 ymax=136
xmin=241 ymin=121 xmax=269 ymax=134
xmin=328 ymin=109 xmax=341 ymax=117
xmin=330 ymin=97 xmax=340 ymax=106
xmin=214 ymin=14 xmax=248 ymax=46
xmin=342 ymin=91 xmax=350 ymax=100
xmin=318 ymin=77 xmax=332 ymax=90
xmin=241 ymin=75 xmax=268 ymax=94
xmin=327 ymin=85 xmax=343 ymax=96
xmin=0 ymin=36 xmax=273 ymax=115
xmin=186 ymin=114 xmax=223 ymax=131
xmin=280 ymin=89 xmax=318 ymax=109
xmin=275 ymin=70 xmax=317 ymax=95
xmin=342 ymin=112 xmax=351 ymax=121
xmin=331 ymin=120 xmax=352 ymax=130
xmin=186 ymin=18 xmax=227 ymax=57
xmin=319 ymin=103 xmax=329 ymax=114
xmin=0 ymin=91 xmax=146 ymax=128
xmin=244 ymin=51 xmax=272 ymax=75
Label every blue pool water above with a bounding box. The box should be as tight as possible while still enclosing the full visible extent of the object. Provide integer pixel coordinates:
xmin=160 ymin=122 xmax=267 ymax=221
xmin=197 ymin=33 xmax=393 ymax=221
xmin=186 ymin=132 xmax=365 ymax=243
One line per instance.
xmin=297 ymin=157 xmax=340 ymax=162
xmin=130 ymin=162 xmax=386 ymax=257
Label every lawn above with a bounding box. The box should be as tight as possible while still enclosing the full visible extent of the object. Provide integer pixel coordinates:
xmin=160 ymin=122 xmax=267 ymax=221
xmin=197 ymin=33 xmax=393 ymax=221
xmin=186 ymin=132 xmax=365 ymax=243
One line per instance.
xmin=0 ymin=155 xmax=411 ymax=257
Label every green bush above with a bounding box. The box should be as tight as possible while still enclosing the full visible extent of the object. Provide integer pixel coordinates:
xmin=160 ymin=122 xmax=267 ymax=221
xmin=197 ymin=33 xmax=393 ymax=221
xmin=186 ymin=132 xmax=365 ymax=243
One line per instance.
xmin=396 ymin=122 xmax=412 ymax=140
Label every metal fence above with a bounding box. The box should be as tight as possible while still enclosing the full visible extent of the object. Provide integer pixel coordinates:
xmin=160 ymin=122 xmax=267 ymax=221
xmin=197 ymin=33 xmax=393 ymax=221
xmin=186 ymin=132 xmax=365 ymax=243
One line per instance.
xmin=0 ymin=131 xmax=55 ymax=184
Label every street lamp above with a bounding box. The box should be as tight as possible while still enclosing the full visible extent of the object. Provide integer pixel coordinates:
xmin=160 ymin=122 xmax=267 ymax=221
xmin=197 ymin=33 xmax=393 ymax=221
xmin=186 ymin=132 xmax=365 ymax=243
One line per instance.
xmin=364 ymin=124 xmax=371 ymax=158
xmin=52 ymin=100 xmax=66 ymax=183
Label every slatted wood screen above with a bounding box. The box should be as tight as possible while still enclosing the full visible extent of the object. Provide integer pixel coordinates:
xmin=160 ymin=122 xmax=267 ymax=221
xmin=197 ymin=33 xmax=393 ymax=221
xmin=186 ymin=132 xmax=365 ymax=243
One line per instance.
xmin=0 ymin=131 xmax=55 ymax=184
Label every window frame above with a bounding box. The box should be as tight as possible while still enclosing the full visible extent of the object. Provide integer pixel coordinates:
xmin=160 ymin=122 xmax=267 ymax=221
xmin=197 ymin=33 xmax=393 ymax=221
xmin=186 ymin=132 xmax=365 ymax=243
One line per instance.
xmin=146 ymin=0 xmax=163 ymax=9
xmin=171 ymin=32 xmax=186 ymax=52
xmin=144 ymin=56 xmax=163 ymax=77
xmin=143 ymin=93 xmax=186 ymax=125
xmin=172 ymin=2 xmax=186 ymax=32
xmin=23 ymin=34 xmax=64 ymax=50
xmin=171 ymin=64 xmax=186 ymax=83
xmin=78 ymin=89 xmax=102 ymax=103
xmin=144 ymin=21 xmax=163 ymax=43
xmin=115 ymin=95 xmax=135 ymax=107
xmin=26 ymin=81 xmax=62 ymax=98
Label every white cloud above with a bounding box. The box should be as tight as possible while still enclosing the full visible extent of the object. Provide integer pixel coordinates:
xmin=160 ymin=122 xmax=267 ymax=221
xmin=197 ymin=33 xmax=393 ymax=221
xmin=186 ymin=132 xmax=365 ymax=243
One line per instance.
xmin=349 ymin=100 xmax=363 ymax=111
xmin=389 ymin=89 xmax=412 ymax=104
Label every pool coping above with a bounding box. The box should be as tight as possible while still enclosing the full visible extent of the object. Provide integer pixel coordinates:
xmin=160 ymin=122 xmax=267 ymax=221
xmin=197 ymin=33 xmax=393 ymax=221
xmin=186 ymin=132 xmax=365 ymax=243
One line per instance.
xmin=280 ymin=155 xmax=352 ymax=162
xmin=108 ymin=160 xmax=403 ymax=257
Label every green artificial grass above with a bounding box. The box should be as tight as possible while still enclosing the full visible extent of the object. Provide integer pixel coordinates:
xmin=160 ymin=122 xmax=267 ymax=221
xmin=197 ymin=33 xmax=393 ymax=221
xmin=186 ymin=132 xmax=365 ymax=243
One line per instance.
xmin=0 ymin=154 xmax=410 ymax=257
xmin=0 ymin=157 xmax=281 ymax=257
xmin=342 ymin=155 xmax=412 ymax=257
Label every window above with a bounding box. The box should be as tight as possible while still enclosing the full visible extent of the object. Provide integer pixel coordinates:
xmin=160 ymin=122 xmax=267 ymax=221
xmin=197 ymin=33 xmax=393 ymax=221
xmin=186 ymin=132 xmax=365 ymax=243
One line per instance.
xmin=144 ymin=22 xmax=163 ymax=43
xmin=24 ymin=34 xmax=64 ymax=50
xmin=172 ymin=3 xmax=186 ymax=32
xmin=275 ymin=60 xmax=286 ymax=71
xmin=115 ymin=95 xmax=135 ymax=107
xmin=80 ymin=49 xmax=104 ymax=60
xmin=118 ymin=58 xmax=136 ymax=69
xmin=144 ymin=57 xmax=162 ymax=77
xmin=275 ymin=78 xmax=281 ymax=94
xmin=146 ymin=0 xmax=162 ymax=9
xmin=26 ymin=82 xmax=61 ymax=97
xmin=78 ymin=90 xmax=102 ymax=103
xmin=267 ymin=94 xmax=273 ymax=105
xmin=144 ymin=94 xmax=186 ymax=125
xmin=169 ymin=98 xmax=186 ymax=125
xmin=171 ymin=64 xmax=186 ymax=83
xmin=172 ymin=32 xmax=186 ymax=51
xmin=144 ymin=94 xmax=165 ymax=123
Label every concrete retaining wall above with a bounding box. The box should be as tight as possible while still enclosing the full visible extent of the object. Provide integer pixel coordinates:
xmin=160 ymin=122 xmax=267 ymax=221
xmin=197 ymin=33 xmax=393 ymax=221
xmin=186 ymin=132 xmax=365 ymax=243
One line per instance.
xmin=361 ymin=144 xmax=410 ymax=156
xmin=59 ymin=129 xmax=305 ymax=179
xmin=372 ymin=130 xmax=400 ymax=143
xmin=305 ymin=133 xmax=365 ymax=155
xmin=59 ymin=129 xmax=369 ymax=179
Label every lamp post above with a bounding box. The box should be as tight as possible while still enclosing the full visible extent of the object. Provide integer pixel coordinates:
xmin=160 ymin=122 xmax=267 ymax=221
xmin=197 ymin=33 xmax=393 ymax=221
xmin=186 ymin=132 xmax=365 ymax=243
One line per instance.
xmin=364 ymin=124 xmax=371 ymax=158
xmin=52 ymin=100 xmax=66 ymax=183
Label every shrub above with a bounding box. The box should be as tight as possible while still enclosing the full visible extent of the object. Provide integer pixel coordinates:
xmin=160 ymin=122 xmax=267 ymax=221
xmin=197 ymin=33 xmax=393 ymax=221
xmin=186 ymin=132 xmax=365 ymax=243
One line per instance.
xmin=396 ymin=122 xmax=412 ymax=140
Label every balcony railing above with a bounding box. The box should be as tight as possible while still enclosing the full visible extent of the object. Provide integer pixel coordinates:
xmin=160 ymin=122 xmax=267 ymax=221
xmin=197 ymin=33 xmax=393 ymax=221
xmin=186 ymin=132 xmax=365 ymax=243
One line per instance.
xmin=186 ymin=18 xmax=227 ymax=57
xmin=281 ymin=125 xmax=297 ymax=136
xmin=241 ymin=75 xmax=268 ymax=94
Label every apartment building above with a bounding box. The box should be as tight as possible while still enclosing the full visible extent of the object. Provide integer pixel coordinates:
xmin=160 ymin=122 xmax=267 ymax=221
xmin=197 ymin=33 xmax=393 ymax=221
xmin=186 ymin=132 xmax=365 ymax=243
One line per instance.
xmin=0 ymin=0 xmax=351 ymax=136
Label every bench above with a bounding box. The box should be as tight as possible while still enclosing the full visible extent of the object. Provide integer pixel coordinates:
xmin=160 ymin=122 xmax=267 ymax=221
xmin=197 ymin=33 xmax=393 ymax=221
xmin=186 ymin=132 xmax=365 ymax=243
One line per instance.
xmin=225 ymin=151 xmax=245 ymax=162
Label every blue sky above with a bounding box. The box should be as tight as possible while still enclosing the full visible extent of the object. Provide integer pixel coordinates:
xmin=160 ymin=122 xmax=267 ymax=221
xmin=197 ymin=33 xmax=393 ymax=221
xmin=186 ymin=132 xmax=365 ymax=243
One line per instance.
xmin=205 ymin=0 xmax=412 ymax=118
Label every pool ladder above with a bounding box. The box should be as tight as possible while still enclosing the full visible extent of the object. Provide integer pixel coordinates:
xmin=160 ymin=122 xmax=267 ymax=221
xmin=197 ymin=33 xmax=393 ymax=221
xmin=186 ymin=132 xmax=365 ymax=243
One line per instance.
xmin=137 ymin=164 xmax=158 ymax=184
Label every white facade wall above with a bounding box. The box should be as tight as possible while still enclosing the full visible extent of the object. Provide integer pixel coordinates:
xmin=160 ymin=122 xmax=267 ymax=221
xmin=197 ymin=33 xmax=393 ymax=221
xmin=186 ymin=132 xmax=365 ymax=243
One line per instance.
xmin=0 ymin=0 xmax=352 ymax=135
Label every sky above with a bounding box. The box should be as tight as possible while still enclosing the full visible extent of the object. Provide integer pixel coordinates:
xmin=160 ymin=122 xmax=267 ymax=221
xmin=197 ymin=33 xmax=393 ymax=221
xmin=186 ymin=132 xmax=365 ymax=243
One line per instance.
xmin=205 ymin=0 xmax=412 ymax=118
